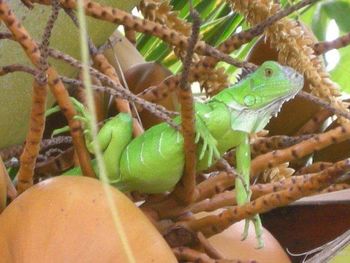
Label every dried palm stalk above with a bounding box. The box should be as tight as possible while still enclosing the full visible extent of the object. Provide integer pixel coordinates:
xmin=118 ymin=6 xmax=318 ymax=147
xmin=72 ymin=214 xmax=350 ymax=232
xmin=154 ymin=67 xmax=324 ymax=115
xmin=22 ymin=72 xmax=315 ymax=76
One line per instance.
xmin=229 ymin=0 xmax=348 ymax=120
xmin=139 ymin=0 xmax=191 ymax=36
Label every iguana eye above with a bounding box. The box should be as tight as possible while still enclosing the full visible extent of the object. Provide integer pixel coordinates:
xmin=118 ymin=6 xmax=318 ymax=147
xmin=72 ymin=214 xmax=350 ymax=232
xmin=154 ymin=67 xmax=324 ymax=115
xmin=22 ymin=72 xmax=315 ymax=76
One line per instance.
xmin=265 ymin=68 xmax=273 ymax=77
xmin=243 ymin=95 xmax=256 ymax=106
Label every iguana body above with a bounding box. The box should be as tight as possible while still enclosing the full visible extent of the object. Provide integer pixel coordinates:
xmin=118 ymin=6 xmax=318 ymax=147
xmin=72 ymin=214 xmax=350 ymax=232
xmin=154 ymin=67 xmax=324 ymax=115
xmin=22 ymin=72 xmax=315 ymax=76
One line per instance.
xmin=64 ymin=61 xmax=304 ymax=247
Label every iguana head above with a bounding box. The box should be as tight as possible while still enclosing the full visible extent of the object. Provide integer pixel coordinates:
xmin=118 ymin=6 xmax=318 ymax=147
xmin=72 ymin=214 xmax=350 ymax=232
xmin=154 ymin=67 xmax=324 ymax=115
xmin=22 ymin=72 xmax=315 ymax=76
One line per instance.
xmin=212 ymin=61 xmax=304 ymax=132
xmin=218 ymin=60 xmax=304 ymax=109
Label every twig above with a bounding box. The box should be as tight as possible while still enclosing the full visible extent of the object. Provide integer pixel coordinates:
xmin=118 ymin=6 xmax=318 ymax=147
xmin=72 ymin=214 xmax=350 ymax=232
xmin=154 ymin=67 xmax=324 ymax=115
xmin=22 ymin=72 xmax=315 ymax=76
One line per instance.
xmin=64 ymin=8 xmax=143 ymax=135
xmin=296 ymin=108 xmax=332 ymax=135
xmin=213 ymin=0 xmax=320 ymax=58
xmin=298 ymin=91 xmax=350 ymax=120
xmin=251 ymin=122 xmax=350 ymax=178
xmin=0 ymin=31 xmax=13 ymax=40
xmin=0 ymin=0 xmax=96 ymax=179
xmin=197 ymin=232 xmax=224 ymax=260
xmin=314 ymin=32 xmax=350 ymax=55
xmin=61 ymin=76 xmax=178 ymax=128
xmin=16 ymin=0 xmax=60 ymax=193
xmin=0 ymin=64 xmax=39 ymax=76
xmin=174 ymin=159 xmax=350 ymax=239
xmin=124 ymin=26 xmax=136 ymax=45
xmin=172 ymin=6 xmax=201 ymax=204
xmin=29 ymin=0 xmax=254 ymax=69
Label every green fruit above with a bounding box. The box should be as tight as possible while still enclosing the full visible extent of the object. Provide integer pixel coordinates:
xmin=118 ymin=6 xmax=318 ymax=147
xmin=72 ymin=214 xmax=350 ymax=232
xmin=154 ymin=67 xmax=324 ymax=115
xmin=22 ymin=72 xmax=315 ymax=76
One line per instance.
xmin=0 ymin=0 xmax=140 ymax=148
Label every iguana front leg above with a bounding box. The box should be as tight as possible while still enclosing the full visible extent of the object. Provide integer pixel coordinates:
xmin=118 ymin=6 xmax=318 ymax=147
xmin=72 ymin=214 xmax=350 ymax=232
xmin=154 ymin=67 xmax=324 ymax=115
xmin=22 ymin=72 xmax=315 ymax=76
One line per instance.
xmin=195 ymin=114 xmax=221 ymax=168
xmin=236 ymin=133 xmax=264 ymax=248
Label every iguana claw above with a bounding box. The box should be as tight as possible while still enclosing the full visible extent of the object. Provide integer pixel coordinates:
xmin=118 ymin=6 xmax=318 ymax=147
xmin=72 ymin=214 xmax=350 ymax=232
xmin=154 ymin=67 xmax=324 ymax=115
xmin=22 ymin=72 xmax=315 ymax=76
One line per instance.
xmin=46 ymin=97 xmax=94 ymax=151
xmin=45 ymin=105 xmax=61 ymax=117
xmin=51 ymin=125 xmax=70 ymax=137
xmin=195 ymin=115 xmax=220 ymax=167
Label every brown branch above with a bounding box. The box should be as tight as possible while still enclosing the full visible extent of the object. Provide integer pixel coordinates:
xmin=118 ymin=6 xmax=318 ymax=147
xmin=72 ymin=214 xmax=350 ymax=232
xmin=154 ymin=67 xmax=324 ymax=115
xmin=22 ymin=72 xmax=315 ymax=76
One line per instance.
xmin=91 ymin=53 xmax=144 ymax=136
xmin=0 ymin=31 xmax=13 ymax=40
xmin=322 ymin=183 xmax=350 ymax=193
xmin=173 ymin=159 xmax=350 ymax=240
xmin=142 ymin=172 xmax=235 ymax=219
xmin=1 ymin=5 xmax=174 ymax=130
xmin=250 ymin=134 xmax=314 ymax=158
xmin=298 ymin=91 xmax=350 ymax=121
xmin=124 ymin=26 xmax=136 ymax=45
xmin=29 ymin=0 xmax=254 ymax=69
xmin=197 ymin=232 xmax=225 ymax=260
xmin=64 ymin=8 xmax=144 ymax=136
xmin=251 ymin=123 xmax=350 ymax=178
xmin=47 ymin=68 xmax=96 ymax=178
xmin=16 ymin=80 xmax=48 ymax=193
xmin=0 ymin=136 xmax=72 ymax=163
xmin=61 ymin=76 xmax=179 ymax=129
xmin=14 ymin=0 xmax=59 ymax=193
xmin=295 ymin=162 xmax=333 ymax=175
xmin=204 ymin=0 xmax=321 ymax=66
xmin=0 ymin=64 xmax=39 ymax=76
xmin=172 ymin=8 xmax=201 ymax=204
xmin=137 ymin=61 xmax=228 ymax=106
xmin=314 ymin=32 xmax=350 ymax=55
xmin=296 ymin=108 xmax=332 ymax=135
xmin=0 ymin=0 xmax=96 ymax=179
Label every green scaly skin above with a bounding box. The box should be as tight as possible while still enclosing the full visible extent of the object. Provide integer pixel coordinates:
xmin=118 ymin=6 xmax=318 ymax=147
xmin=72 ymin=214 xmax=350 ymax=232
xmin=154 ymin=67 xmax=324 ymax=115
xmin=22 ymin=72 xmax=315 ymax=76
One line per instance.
xmin=61 ymin=61 xmax=304 ymax=247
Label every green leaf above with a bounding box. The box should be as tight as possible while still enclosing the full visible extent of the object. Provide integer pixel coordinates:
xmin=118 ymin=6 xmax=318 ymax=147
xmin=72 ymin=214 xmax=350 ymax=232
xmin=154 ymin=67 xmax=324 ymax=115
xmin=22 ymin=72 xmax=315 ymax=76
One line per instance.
xmin=323 ymin=0 xmax=350 ymax=33
xmin=312 ymin=2 xmax=329 ymax=40
xmin=330 ymin=46 xmax=350 ymax=93
xmin=311 ymin=0 xmax=350 ymax=40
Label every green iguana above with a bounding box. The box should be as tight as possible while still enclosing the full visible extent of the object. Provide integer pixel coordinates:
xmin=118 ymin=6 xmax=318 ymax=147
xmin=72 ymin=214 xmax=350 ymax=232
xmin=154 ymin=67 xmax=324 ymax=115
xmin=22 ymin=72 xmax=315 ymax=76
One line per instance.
xmin=57 ymin=60 xmax=304 ymax=247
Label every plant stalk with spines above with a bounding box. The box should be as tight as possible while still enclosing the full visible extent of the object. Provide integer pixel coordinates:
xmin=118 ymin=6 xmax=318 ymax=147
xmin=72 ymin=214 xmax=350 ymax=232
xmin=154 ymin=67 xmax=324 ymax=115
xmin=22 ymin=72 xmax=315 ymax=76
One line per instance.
xmin=64 ymin=61 xmax=304 ymax=247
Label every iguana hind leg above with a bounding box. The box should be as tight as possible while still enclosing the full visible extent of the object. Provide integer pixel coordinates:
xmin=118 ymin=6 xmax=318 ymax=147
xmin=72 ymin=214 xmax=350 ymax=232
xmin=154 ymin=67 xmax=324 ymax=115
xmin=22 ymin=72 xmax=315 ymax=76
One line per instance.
xmin=50 ymin=98 xmax=134 ymax=182
xmin=236 ymin=134 xmax=264 ymax=248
